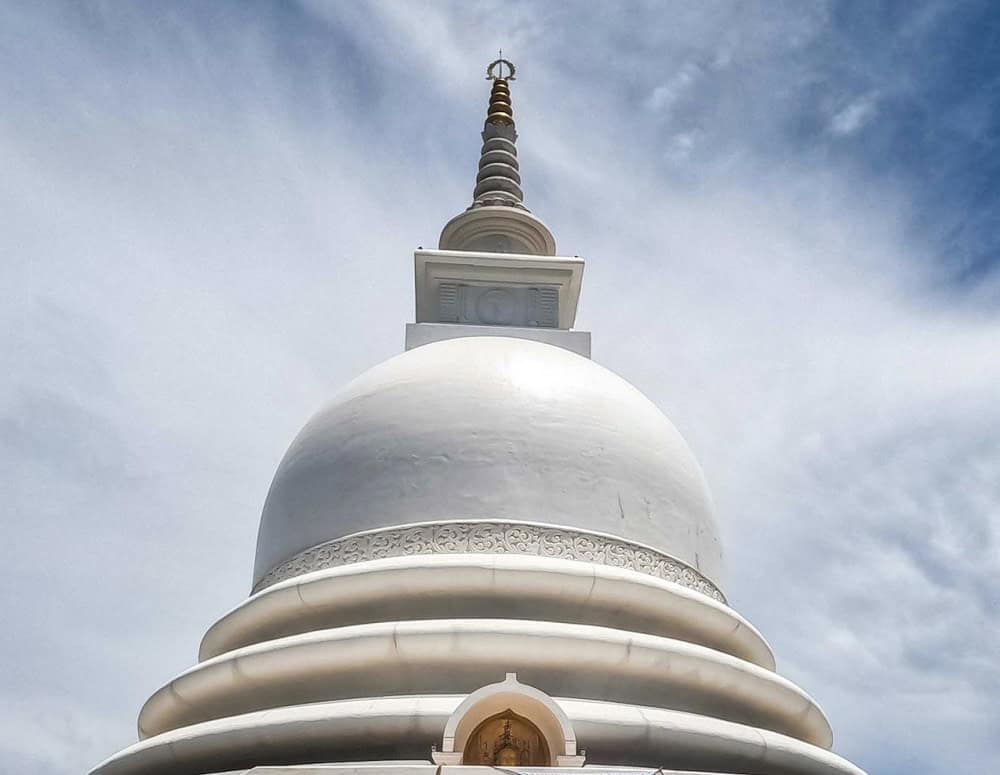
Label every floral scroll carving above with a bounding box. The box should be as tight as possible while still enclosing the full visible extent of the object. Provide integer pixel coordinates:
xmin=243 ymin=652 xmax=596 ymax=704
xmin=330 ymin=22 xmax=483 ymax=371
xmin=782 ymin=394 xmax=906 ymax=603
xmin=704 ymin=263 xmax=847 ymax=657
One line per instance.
xmin=254 ymin=520 xmax=725 ymax=604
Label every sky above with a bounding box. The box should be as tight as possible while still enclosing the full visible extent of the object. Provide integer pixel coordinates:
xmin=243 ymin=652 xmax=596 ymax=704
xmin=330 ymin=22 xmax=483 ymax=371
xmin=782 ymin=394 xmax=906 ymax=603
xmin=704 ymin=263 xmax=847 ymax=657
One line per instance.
xmin=2 ymin=1 xmax=999 ymax=773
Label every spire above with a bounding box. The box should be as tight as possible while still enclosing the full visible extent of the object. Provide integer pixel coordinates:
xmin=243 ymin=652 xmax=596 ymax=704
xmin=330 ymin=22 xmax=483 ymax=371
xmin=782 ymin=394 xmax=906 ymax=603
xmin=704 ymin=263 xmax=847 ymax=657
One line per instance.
xmin=438 ymin=57 xmax=556 ymax=255
xmin=471 ymin=58 xmax=526 ymax=210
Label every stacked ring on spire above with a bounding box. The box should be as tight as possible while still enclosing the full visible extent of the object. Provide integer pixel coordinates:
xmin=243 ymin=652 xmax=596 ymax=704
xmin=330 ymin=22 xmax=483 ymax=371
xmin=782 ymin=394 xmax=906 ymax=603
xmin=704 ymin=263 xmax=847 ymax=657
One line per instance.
xmin=486 ymin=78 xmax=514 ymax=125
xmin=472 ymin=78 xmax=526 ymax=209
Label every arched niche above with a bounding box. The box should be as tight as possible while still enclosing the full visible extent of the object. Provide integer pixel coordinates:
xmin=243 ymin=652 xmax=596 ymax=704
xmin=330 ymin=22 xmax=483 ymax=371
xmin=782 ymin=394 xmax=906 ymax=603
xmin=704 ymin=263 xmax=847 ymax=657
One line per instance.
xmin=432 ymin=673 xmax=585 ymax=767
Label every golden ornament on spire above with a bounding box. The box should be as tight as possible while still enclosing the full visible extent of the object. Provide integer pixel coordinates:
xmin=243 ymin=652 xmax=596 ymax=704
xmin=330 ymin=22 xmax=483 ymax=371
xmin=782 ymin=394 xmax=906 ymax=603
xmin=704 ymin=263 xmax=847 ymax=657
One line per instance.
xmin=484 ymin=56 xmax=516 ymax=126
xmin=486 ymin=78 xmax=514 ymax=126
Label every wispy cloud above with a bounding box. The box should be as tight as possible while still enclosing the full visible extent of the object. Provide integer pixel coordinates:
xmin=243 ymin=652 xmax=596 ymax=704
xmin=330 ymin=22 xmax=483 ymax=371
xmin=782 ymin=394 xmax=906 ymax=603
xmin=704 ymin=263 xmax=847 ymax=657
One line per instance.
xmin=646 ymin=62 xmax=702 ymax=114
xmin=830 ymin=93 xmax=879 ymax=136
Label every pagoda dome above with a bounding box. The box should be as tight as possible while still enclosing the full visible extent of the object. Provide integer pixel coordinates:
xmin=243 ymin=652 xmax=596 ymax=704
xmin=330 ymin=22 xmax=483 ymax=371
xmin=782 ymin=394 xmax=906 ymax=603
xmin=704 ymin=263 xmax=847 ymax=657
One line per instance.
xmin=253 ymin=335 xmax=723 ymax=593
xmin=91 ymin=62 xmax=870 ymax=775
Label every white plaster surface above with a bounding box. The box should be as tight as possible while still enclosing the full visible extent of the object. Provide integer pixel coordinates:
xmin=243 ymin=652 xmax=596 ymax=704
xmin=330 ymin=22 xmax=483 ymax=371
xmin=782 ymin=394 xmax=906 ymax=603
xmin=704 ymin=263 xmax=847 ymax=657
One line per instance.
xmin=438 ymin=206 xmax=557 ymax=256
xmin=245 ymin=770 xmax=747 ymax=775
xmin=200 ymin=554 xmax=772 ymax=668
xmin=139 ymin=619 xmax=829 ymax=746
xmin=413 ymin=250 xmax=583 ymax=329
xmin=244 ymin=770 xmax=758 ymax=775
xmin=91 ymin=695 xmax=865 ymax=775
xmin=253 ymin=337 xmax=721 ymax=588
xmin=438 ymin=673 xmax=579 ymax=763
xmin=405 ymin=323 xmax=591 ymax=357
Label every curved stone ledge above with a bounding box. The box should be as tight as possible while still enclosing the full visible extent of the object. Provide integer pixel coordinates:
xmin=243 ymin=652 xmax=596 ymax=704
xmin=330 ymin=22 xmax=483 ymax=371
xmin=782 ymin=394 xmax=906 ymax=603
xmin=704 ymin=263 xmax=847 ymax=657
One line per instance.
xmin=254 ymin=520 xmax=725 ymax=604
xmin=141 ymin=619 xmax=829 ymax=748
xmin=439 ymin=205 xmax=556 ymax=255
xmin=204 ymin=554 xmax=769 ymax=667
xmin=93 ymin=695 xmax=866 ymax=775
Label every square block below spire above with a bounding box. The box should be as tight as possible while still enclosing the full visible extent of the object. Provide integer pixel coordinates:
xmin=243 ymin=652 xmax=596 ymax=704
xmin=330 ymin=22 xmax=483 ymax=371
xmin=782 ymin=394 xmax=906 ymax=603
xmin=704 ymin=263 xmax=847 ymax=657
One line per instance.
xmin=414 ymin=250 xmax=584 ymax=330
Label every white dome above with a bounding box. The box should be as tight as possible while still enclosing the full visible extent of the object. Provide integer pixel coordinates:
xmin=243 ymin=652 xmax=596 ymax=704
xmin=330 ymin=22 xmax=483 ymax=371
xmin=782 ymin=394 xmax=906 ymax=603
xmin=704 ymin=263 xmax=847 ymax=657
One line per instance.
xmin=253 ymin=337 xmax=722 ymax=588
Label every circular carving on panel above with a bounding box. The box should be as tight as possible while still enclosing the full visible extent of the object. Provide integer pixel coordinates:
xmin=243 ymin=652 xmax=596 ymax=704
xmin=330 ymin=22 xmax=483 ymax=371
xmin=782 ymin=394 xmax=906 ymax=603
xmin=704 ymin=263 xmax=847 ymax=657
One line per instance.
xmin=253 ymin=521 xmax=726 ymax=604
xmin=476 ymin=288 xmax=517 ymax=325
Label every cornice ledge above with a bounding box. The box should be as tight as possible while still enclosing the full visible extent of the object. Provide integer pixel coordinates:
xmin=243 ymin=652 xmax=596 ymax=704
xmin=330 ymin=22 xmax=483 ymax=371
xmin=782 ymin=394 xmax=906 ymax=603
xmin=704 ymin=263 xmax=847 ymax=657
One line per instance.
xmin=254 ymin=519 xmax=725 ymax=605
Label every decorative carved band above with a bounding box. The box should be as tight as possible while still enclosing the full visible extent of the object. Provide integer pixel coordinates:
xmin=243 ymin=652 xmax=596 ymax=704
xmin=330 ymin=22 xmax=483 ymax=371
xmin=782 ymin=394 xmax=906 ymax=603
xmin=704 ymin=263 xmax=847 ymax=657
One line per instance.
xmin=254 ymin=521 xmax=725 ymax=603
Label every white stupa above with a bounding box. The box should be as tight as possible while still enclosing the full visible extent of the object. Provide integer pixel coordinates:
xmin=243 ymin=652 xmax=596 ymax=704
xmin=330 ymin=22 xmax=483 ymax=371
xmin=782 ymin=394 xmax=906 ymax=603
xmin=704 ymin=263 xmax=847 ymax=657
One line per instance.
xmin=91 ymin=60 xmax=867 ymax=775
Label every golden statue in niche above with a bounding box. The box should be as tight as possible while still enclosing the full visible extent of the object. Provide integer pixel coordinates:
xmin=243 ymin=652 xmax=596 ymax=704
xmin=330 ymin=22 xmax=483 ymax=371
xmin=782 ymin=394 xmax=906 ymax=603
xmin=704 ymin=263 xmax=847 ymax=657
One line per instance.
xmin=462 ymin=709 xmax=551 ymax=766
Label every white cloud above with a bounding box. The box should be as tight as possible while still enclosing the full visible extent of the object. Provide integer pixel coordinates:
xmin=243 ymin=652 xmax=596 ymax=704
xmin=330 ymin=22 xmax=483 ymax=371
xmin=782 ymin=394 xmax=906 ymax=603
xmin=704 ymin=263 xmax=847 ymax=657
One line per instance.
xmin=646 ymin=63 xmax=702 ymax=113
xmin=663 ymin=129 xmax=701 ymax=163
xmin=830 ymin=93 xmax=880 ymax=136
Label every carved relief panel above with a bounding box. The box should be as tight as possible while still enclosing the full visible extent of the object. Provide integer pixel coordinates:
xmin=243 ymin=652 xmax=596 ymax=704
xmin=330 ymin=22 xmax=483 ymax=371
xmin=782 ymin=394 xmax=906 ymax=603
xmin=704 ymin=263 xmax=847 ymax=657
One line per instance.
xmin=462 ymin=709 xmax=551 ymax=766
xmin=437 ymin=282 xmax=559 ymax=327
